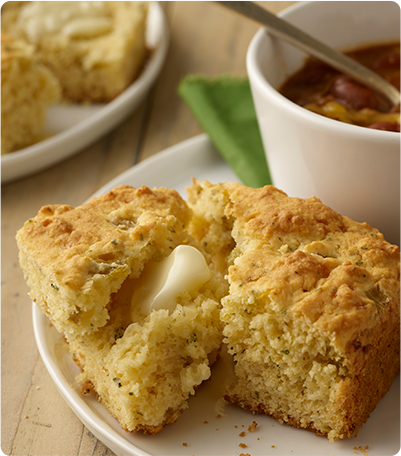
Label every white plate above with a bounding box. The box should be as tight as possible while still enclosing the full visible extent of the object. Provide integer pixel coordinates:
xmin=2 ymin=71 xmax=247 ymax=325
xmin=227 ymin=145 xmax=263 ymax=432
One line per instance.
xmin=1 ymin=2 xmax=169 ymax=185
xmin=33 ymin=134 xmax=400 ymax=456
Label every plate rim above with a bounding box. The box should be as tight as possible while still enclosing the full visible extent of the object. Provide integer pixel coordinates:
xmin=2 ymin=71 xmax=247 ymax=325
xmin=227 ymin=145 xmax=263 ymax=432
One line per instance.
xmin=91 ymin=133 xmax=213 ymax=198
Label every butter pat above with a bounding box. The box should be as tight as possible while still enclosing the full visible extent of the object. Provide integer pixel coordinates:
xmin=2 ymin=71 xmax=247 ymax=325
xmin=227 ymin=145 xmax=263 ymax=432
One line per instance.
xmin=131 ymin=246 xmax=211 ymax=317
xmin=17 ymin=1 xmax=112 ymax=42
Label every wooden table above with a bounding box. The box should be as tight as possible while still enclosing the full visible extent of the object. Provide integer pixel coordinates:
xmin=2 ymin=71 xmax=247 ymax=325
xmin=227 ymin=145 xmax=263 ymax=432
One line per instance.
xmin=1 ymin=2 xmax=295 ymax=454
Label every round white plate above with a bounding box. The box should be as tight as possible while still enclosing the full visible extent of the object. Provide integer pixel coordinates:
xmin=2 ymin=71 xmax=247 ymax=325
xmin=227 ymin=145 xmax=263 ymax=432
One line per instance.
xmin=2 ymin=2 xmax=169 ymax=185
xmin=33 ymin=134 xmax=400 ymax=456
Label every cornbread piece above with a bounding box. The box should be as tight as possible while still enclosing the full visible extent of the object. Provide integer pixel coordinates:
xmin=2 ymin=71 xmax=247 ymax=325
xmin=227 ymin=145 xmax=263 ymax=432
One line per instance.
xmin=2 ymin=1 xmax=148 ymax=102
xmin=187 ymin=179 xmax=400 ymax=442
xmin=17 ymin=185 xmax=227 ymax=434
xmin=1 ymin=32 xmax=60 ymax=155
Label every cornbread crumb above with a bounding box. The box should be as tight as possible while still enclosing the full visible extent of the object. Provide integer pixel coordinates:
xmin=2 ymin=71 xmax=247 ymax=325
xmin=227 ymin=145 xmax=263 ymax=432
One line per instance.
xmin=81 ymin=381 xmax=94 ymax=395
xmin=239 ymin=443 xmax=248 ymax=449
xmin=182 ymin=443 xmax=188 ymax=447
xmin=248 ymin=421 xmax=258 ymax=432
xmin=239 ymin=431 xmax=246 ymax=437
xmin=1 ymin=32 xmax=60 ymax=154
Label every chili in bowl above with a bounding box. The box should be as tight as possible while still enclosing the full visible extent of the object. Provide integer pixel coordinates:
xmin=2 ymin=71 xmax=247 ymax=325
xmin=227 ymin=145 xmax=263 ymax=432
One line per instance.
xmin=279 ymin=41 xmax=400 ymax=132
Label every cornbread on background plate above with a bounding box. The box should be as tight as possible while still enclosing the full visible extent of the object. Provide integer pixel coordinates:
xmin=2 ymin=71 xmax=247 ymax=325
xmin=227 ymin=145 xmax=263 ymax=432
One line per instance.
xmin=17 ymin=185 xmax=227 ymax=434
xmin=187 ymin=179 xmax=400 ymax=442
xmin=1 ymin=32 xmax=61 ymax=155
xmin=2 ymin=1 xmax=149 ymax=102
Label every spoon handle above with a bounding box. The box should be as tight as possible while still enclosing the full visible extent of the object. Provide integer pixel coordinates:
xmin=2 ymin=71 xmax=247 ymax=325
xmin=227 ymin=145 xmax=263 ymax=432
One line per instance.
xmin=217 ymin=1 xmax=400 ymax=107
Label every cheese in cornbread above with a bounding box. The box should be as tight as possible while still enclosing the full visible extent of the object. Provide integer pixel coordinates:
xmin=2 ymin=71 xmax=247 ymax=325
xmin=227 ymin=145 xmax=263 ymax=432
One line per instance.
xmin=187 ymin=179 xmax=400 ymax=441
xmin=16 ymin=185 xmax=227 ymax=433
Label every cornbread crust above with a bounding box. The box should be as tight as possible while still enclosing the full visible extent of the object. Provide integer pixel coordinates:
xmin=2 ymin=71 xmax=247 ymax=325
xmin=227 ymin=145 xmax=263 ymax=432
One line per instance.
xmin=2 ymin=2 xmax=148 ymax=102
xmin=1 ymin=32 xmax=60 ymax=154
xmin=17 ymin=184 xmax=227 ymax=434
xmin=187 ymin=179 xmax=400 ymax=441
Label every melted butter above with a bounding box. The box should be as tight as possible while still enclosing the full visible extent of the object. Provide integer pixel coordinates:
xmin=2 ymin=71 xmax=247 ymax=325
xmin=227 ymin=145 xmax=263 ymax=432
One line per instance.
xmin=131 ymin=246 xmax=211 ymax=317
xmin=17 ymin=1 xmax=112 ymax=42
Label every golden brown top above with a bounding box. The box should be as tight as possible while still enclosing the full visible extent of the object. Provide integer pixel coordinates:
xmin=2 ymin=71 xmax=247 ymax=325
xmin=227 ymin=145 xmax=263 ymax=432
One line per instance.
xmin=17 ymin=185 xmax=192 ymax=293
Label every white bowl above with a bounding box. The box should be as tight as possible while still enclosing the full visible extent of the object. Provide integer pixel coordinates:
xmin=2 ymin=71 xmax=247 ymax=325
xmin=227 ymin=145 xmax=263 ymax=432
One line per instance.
xmin=247 ymin=1 xmax=400 ymax=245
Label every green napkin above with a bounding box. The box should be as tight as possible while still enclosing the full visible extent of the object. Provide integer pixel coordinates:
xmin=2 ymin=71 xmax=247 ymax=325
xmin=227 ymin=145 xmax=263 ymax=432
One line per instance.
xmin=178 ymin=75 xmax=271 ymax=188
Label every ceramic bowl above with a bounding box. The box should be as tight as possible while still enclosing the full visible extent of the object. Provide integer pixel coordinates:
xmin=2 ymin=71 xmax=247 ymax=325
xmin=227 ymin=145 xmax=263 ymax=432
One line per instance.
xmin=247 ymin=1 xmax=400 ymax=244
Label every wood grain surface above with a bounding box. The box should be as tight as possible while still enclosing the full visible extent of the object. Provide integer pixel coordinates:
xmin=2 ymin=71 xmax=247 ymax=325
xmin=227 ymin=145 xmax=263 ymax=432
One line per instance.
xmin=1 ymin=2 xmax=295 ymax=455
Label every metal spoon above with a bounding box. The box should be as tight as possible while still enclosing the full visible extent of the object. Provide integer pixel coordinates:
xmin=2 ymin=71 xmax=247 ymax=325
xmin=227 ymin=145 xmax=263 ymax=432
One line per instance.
xmin=217 ymin=1 xmax=400 ymax=107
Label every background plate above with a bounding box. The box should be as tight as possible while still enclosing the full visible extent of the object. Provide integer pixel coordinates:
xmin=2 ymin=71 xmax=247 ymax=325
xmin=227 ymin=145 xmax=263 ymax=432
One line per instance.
xmin=1 ymin=2 xmax=169 ymax=185
xmin=33 ymin=134 xmax=400 ymax=456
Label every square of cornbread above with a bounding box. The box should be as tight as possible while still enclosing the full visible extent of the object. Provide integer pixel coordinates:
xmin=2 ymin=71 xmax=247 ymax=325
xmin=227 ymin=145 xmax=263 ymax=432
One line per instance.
xmin=187 ymin=179 xmax=400 ymax=442
xmin=2 ymin=2 xmax=149 ymax=102
xmin=17 ymin=185 xmax=227 ymax=433
xmin=1 ymin=32 xmax=60 ymax=154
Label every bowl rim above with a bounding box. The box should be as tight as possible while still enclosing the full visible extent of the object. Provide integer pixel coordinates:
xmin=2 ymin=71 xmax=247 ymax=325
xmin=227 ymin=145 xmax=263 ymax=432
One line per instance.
xmin=246 ymin=1 xmax=400 ymax=140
